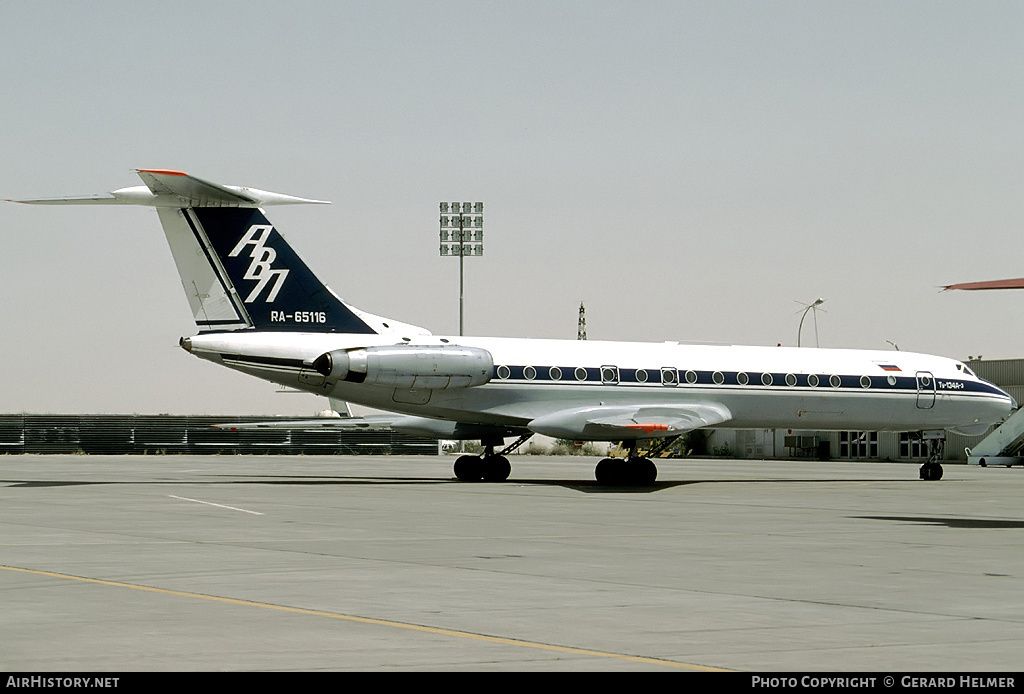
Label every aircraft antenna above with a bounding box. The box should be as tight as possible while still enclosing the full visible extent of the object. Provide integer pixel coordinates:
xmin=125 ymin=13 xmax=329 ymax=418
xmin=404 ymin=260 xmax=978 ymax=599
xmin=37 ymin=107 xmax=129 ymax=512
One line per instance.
xmin=578 ymin=302 xmax=587 ymax=340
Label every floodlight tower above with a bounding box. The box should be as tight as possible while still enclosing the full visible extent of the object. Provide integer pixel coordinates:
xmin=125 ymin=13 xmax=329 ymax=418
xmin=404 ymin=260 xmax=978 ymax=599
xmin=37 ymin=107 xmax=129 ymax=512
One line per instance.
xmin=439 ymin=202 xmax=483 ymax=336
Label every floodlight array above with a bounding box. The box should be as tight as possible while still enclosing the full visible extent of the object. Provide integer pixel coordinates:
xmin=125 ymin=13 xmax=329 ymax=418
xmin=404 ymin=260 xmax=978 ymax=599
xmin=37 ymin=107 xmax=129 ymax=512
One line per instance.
xmin=439 ymin=202 xmax=484 ymax=256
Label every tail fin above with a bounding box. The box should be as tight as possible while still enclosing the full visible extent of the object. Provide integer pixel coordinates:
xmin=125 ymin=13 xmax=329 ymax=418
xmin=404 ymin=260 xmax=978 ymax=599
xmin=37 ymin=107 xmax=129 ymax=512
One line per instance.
xmin=167 ymin=205 xmax=378 ymax=333
xmin=12 ymin=169 xmax=428 ymax=336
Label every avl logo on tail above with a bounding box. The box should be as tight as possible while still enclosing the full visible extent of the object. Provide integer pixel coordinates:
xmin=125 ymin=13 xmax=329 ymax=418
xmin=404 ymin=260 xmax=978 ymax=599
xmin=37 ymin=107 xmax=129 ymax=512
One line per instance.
xmin=228 ymin=224 xmax=290 ymax=303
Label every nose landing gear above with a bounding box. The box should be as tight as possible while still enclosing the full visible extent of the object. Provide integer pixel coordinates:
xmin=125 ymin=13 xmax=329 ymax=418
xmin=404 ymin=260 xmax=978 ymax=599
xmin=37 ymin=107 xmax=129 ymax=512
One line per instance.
xmin=919 ymin=436 xmax=945 ymax=481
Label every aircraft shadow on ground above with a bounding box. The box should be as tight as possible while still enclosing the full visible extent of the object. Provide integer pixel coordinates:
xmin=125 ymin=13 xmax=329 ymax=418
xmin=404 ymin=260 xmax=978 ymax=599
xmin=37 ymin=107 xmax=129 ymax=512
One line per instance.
xmin=853 ymin=515 xmax=1024 ymax=529
xmin=3 ymin=475 xmax=925 ymax=495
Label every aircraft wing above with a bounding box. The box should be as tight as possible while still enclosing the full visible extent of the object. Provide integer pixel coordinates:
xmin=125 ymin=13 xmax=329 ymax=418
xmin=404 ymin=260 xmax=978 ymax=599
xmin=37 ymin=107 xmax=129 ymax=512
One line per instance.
xmin=943 ymin=277 xmax=1024 ymax=291
xmin=528 ymin=402 xmax=732 ymax=440
xmin=213 ymin=414 xmax=398 ymax=431
xmin=211 ymin=413 xmax=527 ymax=442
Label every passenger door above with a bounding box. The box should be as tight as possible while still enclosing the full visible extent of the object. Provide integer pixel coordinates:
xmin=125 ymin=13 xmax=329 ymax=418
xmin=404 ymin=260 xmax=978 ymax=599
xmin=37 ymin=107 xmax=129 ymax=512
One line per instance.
xmin=916 ymin=371 xmax=935 ymax=409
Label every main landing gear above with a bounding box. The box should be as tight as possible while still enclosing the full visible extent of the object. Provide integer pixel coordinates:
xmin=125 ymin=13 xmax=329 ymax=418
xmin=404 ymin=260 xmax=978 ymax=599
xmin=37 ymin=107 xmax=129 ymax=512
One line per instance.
xmin=454 ymin=452 xmax=512 ymax=482
xmin=452 ymin=434 xmax=532 ymax=482
xmin=594 ymin=438 xmax=670 ymax=485
xmin=595 ymin=456 xmax=657 ymax=485
xmin=451 ymin=435 xmax=667 ymax=486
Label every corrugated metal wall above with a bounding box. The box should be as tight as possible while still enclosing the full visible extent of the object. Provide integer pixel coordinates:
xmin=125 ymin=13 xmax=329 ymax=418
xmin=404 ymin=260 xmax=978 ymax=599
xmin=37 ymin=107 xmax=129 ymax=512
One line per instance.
xmin=967 ymin=358 xmax=1024 ymax=388
xmin=0 ymin=415 xmax=436 ymax=455
xmin=946 ymin=359 xmax=1024 ymax=461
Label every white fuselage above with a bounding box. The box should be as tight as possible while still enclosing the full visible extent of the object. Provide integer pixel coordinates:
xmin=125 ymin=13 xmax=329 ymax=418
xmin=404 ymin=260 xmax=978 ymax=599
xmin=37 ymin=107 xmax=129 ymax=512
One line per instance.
xmin=184 ymin=331 xmax=1013 ymax=438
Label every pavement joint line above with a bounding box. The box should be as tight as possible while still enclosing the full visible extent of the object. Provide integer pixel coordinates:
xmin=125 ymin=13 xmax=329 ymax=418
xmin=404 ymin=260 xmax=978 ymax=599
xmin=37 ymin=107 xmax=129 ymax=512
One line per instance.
xmin=0 ymin=564 xmax=729 ymax=671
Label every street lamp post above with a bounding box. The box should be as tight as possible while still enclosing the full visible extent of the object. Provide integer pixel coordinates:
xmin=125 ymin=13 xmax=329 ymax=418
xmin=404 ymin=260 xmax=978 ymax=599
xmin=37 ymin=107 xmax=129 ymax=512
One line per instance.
xmin=797 ymin=298 xmax=825 ymax=347
xmin=439 ymin=202 xmax=483 ymax=336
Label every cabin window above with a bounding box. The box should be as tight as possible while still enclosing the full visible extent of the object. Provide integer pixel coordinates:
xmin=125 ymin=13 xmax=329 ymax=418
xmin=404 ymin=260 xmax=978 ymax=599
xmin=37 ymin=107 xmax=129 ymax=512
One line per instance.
xmin=737 ymin=372 xmax=749 ymax=385
xmin=860 ymin=375 xmax=871 ymax=388
xmin=712 ymin=371 xmax=725 ymax=385
xmin=829 ymin=374 xmax=841 ymax=388
xmin=635 ymin=369 xmax=649 ymax=383
xmin=549 ymin=366 xmax=562 ymax=380
xmin=523 ymin=366 xmax=537 ymax=380
xmin=785 ymin=373 xmax=797 ymax=387
xmin=661 ymin=368 xmax=678 ymax=385
xmin=685 ymin=370 xmax=698 ymax=384
xmin=761 ymin=373 xmax=773 ymax=386
xmin=807 ymin=374 xmax=819 ymax=388
xmin=887 ymin=375 xmax=897 ymax=386
xmin=575 ymin=367 xmax=588 ymax=381
xmin=601 ymin=366 xmax=619 ymax=384
xmin=496 ymin=365 xmax=511 ymax=379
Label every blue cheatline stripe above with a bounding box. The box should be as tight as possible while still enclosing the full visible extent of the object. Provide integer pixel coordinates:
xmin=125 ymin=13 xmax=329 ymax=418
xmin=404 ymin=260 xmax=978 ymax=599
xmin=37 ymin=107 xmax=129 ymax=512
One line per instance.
xmin=222 ymin=354 xmax=308 ymax=370
xmin=490 ymin=366 xmax=1004 ymax=397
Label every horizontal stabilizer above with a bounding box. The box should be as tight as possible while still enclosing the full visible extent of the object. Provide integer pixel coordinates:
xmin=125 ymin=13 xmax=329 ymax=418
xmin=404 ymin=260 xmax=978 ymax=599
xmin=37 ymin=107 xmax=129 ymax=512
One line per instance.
xmin=9 ymin=169 xmax=329 ymax=208
xmin=6 ymin=194 xmax=126 ymax=205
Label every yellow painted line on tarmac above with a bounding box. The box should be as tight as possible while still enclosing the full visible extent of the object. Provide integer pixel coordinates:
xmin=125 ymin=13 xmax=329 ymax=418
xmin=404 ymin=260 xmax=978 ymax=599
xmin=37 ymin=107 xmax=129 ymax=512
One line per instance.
xmin=1 ymin=564 xmax=727 ymax=671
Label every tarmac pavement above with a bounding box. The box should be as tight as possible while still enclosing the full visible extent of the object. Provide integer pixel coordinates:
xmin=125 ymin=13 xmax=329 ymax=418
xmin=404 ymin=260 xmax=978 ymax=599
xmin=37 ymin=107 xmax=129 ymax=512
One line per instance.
xmin=2 ymin=454 xmax=1023 ymax=672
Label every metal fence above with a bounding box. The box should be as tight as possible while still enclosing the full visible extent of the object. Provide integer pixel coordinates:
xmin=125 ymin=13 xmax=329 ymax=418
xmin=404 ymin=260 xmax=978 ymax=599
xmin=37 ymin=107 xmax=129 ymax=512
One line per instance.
xmin=0 ymin=415 xmax=436 ymax=456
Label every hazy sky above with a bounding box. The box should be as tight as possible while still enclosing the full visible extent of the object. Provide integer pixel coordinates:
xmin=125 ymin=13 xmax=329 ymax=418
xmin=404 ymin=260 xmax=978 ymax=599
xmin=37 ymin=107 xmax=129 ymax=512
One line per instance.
xmin=4 ymin=1 xmax=1024 ymax=415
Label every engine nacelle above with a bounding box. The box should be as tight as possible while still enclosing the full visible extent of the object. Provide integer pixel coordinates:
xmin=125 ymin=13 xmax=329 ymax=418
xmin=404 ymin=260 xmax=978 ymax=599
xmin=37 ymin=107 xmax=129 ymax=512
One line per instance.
xmin=312 ymin=344 xmax=493 ymax=389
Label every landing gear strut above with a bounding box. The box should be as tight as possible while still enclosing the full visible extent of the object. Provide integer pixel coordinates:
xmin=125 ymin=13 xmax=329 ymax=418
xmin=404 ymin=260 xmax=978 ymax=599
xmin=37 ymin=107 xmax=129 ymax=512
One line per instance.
xmin=452 ymin=434 xmax=532 ymax=482
xmin=919 ymin=436 xmax=945 ymax=481
xmin=594 ymin=440 xmax=658 ymax=485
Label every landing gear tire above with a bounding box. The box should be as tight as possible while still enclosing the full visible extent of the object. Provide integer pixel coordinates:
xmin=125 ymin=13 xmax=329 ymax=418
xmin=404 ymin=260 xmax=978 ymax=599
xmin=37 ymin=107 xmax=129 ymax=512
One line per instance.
xmin=454 ymin=454 xmax=511 ymax=482
xmin=919 ymin=461 xmax=944 ymax=481
xmin=595 ymin=457 xmax=657 ymax=486
xmin=454 ymin=455 xmax=481 ymax=482
xmin=481 ymin=455 xmax=511 ymax=482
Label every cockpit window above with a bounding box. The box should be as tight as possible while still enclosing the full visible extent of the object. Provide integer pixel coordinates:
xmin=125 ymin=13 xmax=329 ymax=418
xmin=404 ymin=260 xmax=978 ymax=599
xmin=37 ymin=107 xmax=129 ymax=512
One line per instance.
xmin=956 ymin=363 xmax=976 ymax=377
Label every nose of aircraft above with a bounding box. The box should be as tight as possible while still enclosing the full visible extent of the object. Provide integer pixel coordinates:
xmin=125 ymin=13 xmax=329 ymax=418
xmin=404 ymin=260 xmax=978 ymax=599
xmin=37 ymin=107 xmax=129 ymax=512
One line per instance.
xmin=951 ymin=381 xmax=1015 ymax=436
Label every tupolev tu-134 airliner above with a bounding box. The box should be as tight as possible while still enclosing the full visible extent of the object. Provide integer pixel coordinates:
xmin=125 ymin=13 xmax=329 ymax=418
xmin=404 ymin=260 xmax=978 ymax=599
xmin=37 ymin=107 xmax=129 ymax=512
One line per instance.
xmin=11 ymin=169 xmax=1013 ymax=484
